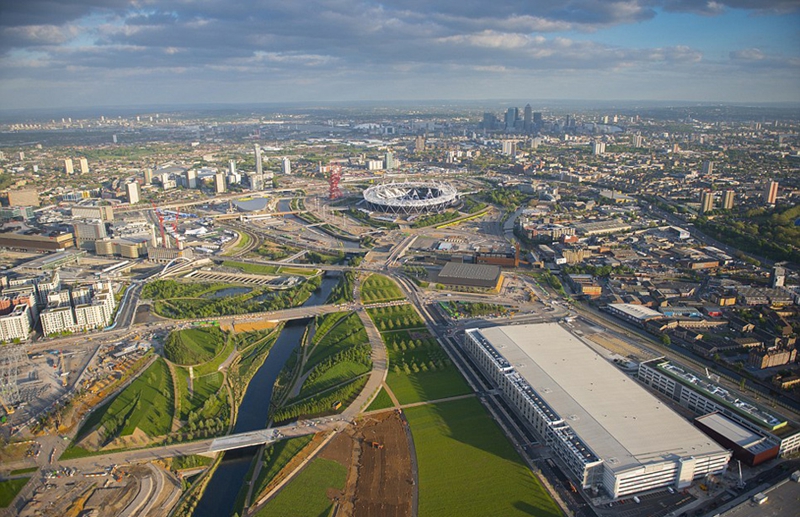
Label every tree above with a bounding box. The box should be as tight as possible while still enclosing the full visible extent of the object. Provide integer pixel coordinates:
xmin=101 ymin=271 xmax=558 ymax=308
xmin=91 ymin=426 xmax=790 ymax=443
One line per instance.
xmin=660 ymin=334 xmax=671 ymax=346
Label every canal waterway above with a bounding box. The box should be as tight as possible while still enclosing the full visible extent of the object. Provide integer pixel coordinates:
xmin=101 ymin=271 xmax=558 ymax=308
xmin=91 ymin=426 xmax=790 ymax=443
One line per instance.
xmin=192 ymin=274 xmax=338 ymax=517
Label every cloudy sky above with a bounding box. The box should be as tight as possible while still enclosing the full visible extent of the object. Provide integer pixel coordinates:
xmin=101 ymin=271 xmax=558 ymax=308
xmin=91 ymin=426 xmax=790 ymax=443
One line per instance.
xmin=1 ymin=0 xmax=799 ymax=109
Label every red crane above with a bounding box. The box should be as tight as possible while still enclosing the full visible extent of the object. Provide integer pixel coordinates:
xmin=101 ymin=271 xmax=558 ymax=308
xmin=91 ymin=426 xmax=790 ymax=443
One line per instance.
xmin=151 ymin=202 xmax=168 ymax=248
xmin=172 ymin=207 xmax=180 ymax=233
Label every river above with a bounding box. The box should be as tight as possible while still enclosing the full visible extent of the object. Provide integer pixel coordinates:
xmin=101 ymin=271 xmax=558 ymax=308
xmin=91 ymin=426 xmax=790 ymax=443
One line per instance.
xmin=192 ymin=274 xmax=338 ymax=517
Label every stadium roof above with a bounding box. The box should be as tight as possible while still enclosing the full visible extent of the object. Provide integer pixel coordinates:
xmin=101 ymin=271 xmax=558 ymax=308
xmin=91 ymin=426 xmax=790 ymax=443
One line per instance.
xmin=476 ymin=323 xmax=726 ymax=473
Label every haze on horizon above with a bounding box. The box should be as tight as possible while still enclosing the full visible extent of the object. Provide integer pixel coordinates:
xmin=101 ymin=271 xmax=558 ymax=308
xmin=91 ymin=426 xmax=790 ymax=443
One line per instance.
xmin=0 ymin=0 xmax=799 ymax=111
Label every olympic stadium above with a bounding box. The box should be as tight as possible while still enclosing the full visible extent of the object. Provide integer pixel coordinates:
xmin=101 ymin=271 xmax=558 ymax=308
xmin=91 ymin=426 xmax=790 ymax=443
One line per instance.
xmin=362 ymin=181 xmax=458 ymax=214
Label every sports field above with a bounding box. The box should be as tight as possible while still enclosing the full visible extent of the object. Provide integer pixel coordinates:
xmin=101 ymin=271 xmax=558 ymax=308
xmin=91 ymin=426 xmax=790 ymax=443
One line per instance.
xmin=405 ymin=397 xmax=561 ymax=517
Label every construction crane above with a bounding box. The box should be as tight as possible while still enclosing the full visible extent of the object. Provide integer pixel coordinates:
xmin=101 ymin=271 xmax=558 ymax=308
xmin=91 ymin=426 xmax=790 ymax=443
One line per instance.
xmin=172 ymin=207 xmax=180 ymax=233
xmin=151 ymin=202 xmax=168 ymax=248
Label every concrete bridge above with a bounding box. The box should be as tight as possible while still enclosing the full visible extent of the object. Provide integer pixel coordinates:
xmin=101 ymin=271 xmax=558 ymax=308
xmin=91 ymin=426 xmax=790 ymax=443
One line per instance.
xmin=58 ymin=417 xmax=350 ymax=470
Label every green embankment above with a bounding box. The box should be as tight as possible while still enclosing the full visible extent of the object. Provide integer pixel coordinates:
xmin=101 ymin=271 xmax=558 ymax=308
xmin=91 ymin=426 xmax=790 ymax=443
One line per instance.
xmin=164 ymin=327 xmax=226 ymax=366
xmin=406 ymin=398 xmax=562 ymax=517
xmin=0 ymin=477 xmax=30 ymax=508
xmin=367 ymin=305 xmax=471 ymax=404
xmin=365 ymin=387 xmax=394 ymax=412
xmin=253 ymin=458 xmax=347 ymax=517
xmin=361 ymin=274 xmax=405 ymax=303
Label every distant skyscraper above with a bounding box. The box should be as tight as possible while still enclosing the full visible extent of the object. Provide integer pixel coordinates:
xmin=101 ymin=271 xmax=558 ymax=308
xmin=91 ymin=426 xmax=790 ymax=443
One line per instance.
xmin=504 ymin=107 xmax=518 ymax=131
xmin=64 ymin=158 xmax=74 ymax=174
xmin=254 ymin=144 xmax=263 ymax=175
xmin=143 ymin=168 xmax=153 ymax=185
xmin=112 ymin=134 xmax=117 ymax=144
xmin=632 ymin=134 xmax=644 ymax=148
xmin=19 ymin=151 xmax=25 ymax=160
xmin=185 ymin=169 xmax=197 ymax=189
xmin=125 ymin=182 xmax=140 ymax=204
xmin=702 ymin=161 xmax=714 ymax=176
xmin=229 ymin=159 xmax=237 ymax=175
xmin=384 ymin=151 xmax=396 ymax=170
xmin=763 ymin=180 xmax=778 ymax=205
xmin=501 ymin=140 xmax=517 ymax=156
xmin=79 ymin=157 xmax=89 ymax=174
xmin=214 ymin=173 xmax=226 ymax=194
xmin=700 ymin=190 xmax=713 ymax=213
xmin=722 ymin=190 xmax=735 ymax=210
xmin=533 ymin=112 xmax=543 ymax=125
xmin=591 ymin=141 xmax=606 ymax=155
xmin=523 ymin=104 xmax=532 ymax=132
xmin=281 ymin=157 xmax=291 ymax=175
xmin=248 ymin=172 xmax=264 ymax=191
xmin=414 ymin=135 xmax=426 ymax=151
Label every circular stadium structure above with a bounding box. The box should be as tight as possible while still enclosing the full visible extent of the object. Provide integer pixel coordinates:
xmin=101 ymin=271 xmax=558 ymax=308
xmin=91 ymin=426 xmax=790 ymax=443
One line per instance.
xmin=362 ymin=181 xmax=458 ymax=214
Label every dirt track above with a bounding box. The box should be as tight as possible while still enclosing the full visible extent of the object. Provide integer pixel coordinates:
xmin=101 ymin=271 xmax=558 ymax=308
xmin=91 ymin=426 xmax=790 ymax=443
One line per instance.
xmin=319 ymin=410 xmax=413 ymax=517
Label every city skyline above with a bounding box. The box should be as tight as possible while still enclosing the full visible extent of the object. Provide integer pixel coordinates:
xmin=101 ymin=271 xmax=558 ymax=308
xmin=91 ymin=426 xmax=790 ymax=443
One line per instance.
xmin=1 ymin=1 xmax=799 ymax=110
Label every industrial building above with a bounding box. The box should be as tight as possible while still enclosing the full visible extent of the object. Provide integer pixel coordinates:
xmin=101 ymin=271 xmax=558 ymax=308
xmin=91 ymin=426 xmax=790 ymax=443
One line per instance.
xmin=637 ymin=359 xmax=800 ymax=457
xmin=0 ymin=229 xmax=74 ymax=251
xmin=605 ymin=303 xmax=664 ymax=325
xmin=437 ymin=262 xmax=502 ymax=290
xmin=694 ymin=413 xmax=778 ymax=466
xmin=464 ymin=324 xmax=730 ymax=499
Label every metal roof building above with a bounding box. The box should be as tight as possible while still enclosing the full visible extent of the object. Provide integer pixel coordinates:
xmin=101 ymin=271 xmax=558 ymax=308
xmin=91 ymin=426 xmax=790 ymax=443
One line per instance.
xmin=437 ymin=262 xmax=502 ymax=290
xmin=464 ymin=323 xmax=730 ymax=499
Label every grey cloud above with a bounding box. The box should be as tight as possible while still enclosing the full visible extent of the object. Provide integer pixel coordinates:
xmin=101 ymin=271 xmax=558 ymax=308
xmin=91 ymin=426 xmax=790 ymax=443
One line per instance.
xmin=662 ymin=0 xmax=800 ymax=14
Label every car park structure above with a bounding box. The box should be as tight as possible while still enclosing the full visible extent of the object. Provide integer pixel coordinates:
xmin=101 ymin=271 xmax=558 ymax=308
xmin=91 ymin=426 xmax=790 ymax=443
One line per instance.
xmin=463 ymin=323 xmax=731 ymax=499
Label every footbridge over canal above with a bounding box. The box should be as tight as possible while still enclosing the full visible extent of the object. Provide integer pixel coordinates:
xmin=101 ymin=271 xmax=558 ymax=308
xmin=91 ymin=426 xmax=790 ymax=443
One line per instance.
xmin=208 ymin=417 xmax=349 ymax=453
xmin=59 ymin=417 xmax=351 ymax=469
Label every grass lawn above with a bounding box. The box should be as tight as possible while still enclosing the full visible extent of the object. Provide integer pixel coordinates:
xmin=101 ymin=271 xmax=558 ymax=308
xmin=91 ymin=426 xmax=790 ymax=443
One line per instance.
xmin=387 ymin=368 xmax=471 ymax=405
xmin=365 ymin=387 xmax=394 ymax=412
xmin=175 ymin=368 xmax=224 ymax=420
xmin=298 ymin=360 xmax=371 ymax=399
xmin=311 ymin=312 xmax=350 ymax=345
xmin=254 ymin=458 xmax=346 ymax=517
xmin=366 ymin=304 xmax=426 ymax=332
xmin=223 ymin=231 xmax=251 ymax=256
xmin=164 ymin=327 xmax=226 ymax=366
xmin=252 ymin=435 xmax=314 ymax=500
xmin=405 ymin=398 xmax=561 ymax=517
xmin=378 ymin=325 xmax=472 ymax=405
xmin=222 ymin=260 xmax=279 ymax=275
xmin=193 ymin=335 xmax=235 ymax=377
xmin=305 ymin=312 xmax=367 ymax=373
xmin=77 ymin=358 xmax=174 ymax=441
xmin=0 ymin=477 xmax=29 ymax=508
xmin=361 ymin=274 xmax=405 ymax=303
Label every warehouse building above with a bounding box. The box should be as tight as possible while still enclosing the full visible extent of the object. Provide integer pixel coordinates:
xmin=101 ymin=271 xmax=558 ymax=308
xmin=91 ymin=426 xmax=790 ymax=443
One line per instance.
xmin=605 ymin=303 xmax=664 ymax=325
xmin=464 ymin=323 xmax=730 ymax=499
xmin=437 ymin=262 xmax=502 ymax=291
xmin=638 ymin=359 xmax=800 ymax=457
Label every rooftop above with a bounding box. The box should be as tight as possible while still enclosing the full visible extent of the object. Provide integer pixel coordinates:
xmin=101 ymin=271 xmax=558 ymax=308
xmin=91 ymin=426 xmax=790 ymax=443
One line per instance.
xmin=438 ymin=262 xmax=501 ymax=282
xmin=608 ymin=303 xmax=664 ymax=321
xmin=475 ymin=323 xmax=726 ymax=474
xmin=695 ymin=413 xmax=772 ymax=452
